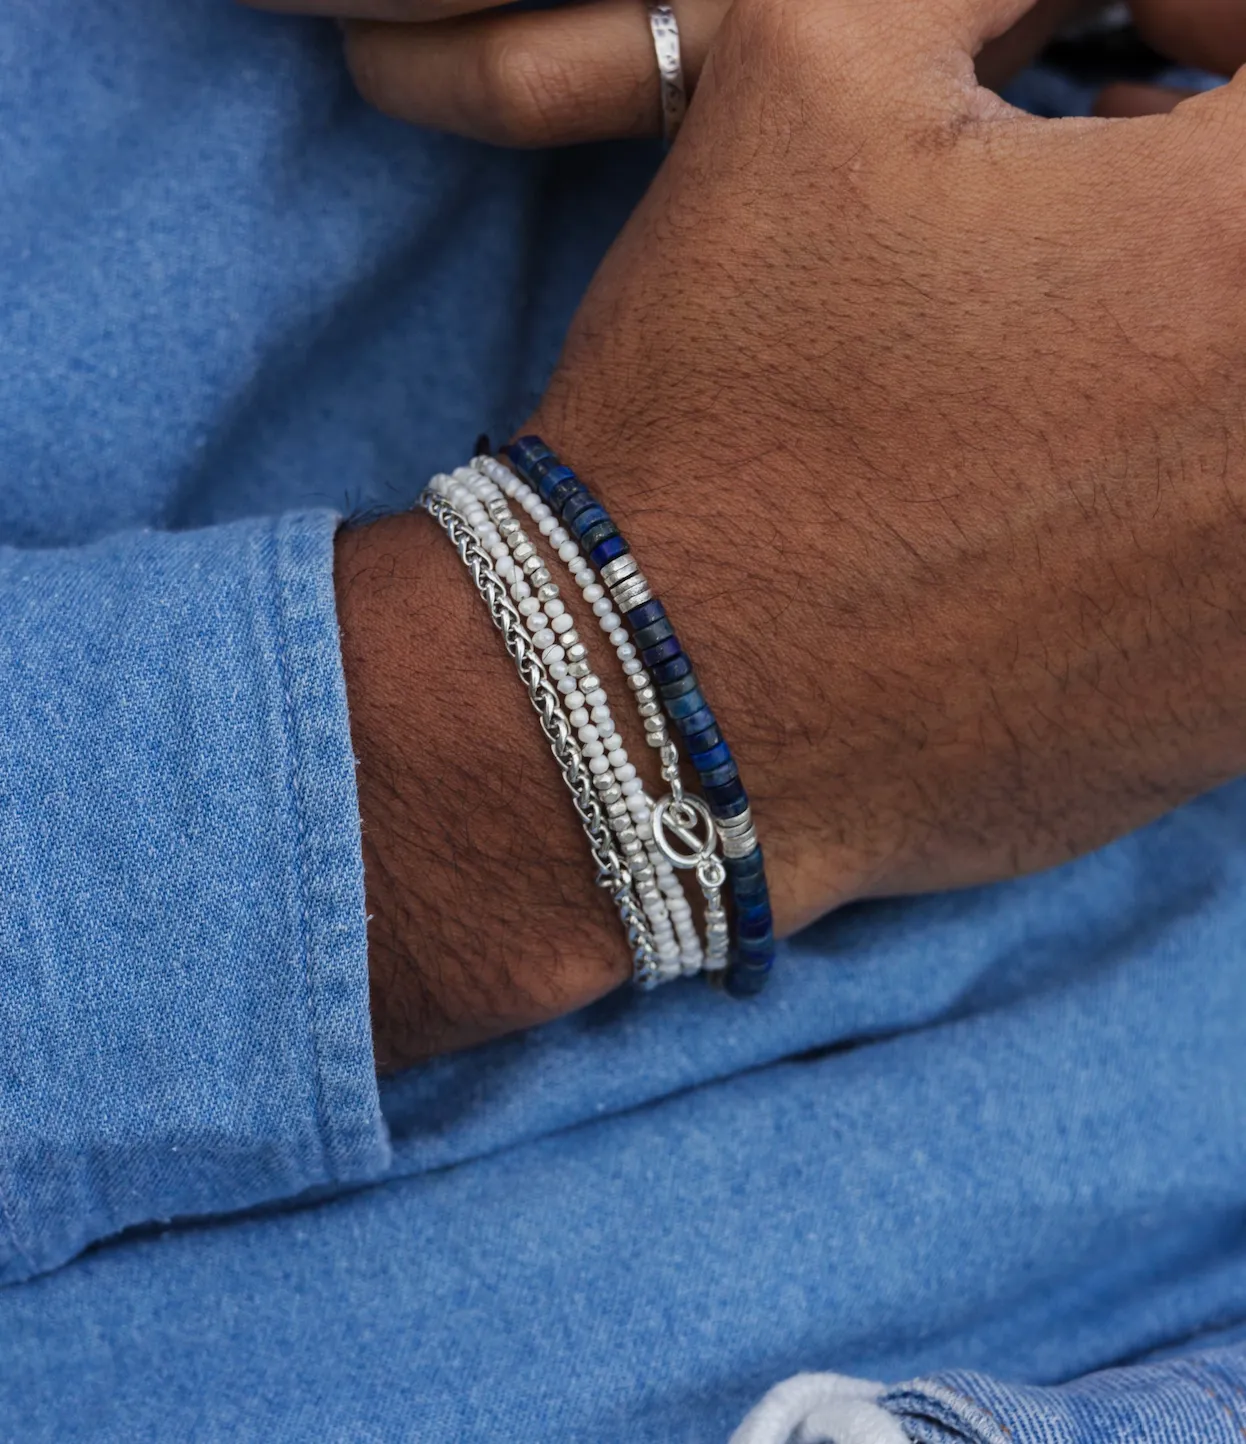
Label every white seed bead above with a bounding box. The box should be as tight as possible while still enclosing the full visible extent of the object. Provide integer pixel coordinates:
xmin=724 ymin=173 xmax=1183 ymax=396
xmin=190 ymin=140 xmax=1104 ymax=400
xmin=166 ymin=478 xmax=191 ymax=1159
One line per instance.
xmin=588 ymin=755 xmax=611 ymax=775
xmin=496 ymin=555 xmax=515 ymax=579
xmin=564 ymin=691 xmax=584 ymax=710
xmin=582 ymin=741 xmax=604 ymax=760
xmin=584 ymin=688 xmax=608 ymax=708
xmin=578 ymin=724 xmax=599 ymax=744
xmin=551 ymin=613 xmax=575 ymax=634
xmin=582 ymin=583 xmax=605 ymax=604
xmin=551 ymin=526 xmax=569 ymax=545
xmin=511 ymin=580 xmax=531 ymax=601
xmin=558 ymin=675 xmax=579 ymax=694
xmin=591 ymin=597 xmax=613 ymax=617
xmin=627 ymin=794 xmax=649 ymax=816
xmin=590 ymin=705 xmax=612 ymax=725
xmin=609 ymin=628 xmax=629 ymax=647
xmin=531 ymin=628 xmax=556 ymax=649
xmin=524 ymin=609 xmax=547 ymax=629
xmin=558 ymin=540 xmax=579 ymax=563
xmin=490 ymin=542 xmax=509 ymax=561
xmin=549 ymin=661 xmax=568 ymax=680
xmin=538 ymin=515 xmax=558 ymax=536
xmin=532 ymin=503 xmax=552 ymax=522
xmin=598 ymin=734 xmax=621 ymax=754
xmin=544 ymin=598 xmax=566 ymax=619
xmin=622 ymin=658 xmax=644 ymax=675
xmin=616 ymin=642 xmax=636 ymax=661
xmin=614 ymin=761 xmax=636 ymax=783
xmin=598 ymin=611 xmax=621 ymax=633
xmin=541 ymin=644 xmax=565 ymax=665
xmin=569 ymin=708 xmax=590 ymax=728
xmin=621 ymin=777 xmax=645 ymax=796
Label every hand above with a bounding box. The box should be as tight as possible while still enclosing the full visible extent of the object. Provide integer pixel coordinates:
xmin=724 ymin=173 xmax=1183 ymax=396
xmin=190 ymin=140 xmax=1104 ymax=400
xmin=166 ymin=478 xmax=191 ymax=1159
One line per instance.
xmin=337 ymin=0 xmax=1246 ymax=1069
xmin=241 ymin=0 xmax=1087 ymax=147
xmin=521 ymin=0 xmax=1246 ymax=938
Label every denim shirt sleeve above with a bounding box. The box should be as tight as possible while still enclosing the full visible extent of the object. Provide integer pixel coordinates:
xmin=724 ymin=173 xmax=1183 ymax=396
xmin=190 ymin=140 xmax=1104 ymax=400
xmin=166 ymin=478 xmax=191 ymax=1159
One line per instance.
xmin=0 ymin=510 xmax=390 ymax=1285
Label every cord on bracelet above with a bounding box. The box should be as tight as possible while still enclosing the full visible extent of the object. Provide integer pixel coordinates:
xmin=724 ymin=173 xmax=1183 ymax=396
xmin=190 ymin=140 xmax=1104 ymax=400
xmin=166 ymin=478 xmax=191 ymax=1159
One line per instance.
xmin=501 ymin=436 xmax=775 ymax=997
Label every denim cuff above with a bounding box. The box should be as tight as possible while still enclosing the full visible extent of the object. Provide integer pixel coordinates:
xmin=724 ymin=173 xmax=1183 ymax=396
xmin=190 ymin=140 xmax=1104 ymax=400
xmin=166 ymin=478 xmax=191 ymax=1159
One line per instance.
xmin=0 ymin=510 xmax=389 ymax=1284
xmin=884 ymin=1349 xmax=1246 ymax=1443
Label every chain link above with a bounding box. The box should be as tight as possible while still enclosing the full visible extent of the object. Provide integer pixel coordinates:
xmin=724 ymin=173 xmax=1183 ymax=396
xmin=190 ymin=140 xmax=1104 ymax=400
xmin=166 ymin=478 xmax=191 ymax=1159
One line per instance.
xmin=418 ymin=489 xmax=661 ymax=987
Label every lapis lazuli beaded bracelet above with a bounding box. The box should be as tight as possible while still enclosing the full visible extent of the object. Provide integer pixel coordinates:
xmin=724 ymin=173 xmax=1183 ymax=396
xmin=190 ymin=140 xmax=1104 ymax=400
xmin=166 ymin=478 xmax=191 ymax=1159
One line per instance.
xmin=503 ymin=435 xmax=775 ymax=996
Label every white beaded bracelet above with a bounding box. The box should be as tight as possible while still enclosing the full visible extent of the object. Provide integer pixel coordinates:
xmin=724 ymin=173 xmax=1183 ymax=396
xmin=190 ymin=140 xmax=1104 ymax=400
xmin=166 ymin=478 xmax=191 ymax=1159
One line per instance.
xmin=432 ymin=466 xmax=694 ymax=981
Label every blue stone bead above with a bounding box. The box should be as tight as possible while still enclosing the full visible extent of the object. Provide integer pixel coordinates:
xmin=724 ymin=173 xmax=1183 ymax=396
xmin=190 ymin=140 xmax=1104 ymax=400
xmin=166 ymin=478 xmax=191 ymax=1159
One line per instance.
xmin=577 ymin=519 xmax=618 ymax=553
xmin=699 ymin=759 xmax=740 ymax=788
xmin=641 ymin=636 xmax=682 ymax=668
xmin=737 ymin=915 xmax=773 ymax=943
xmin=536 ymin=465 xmax=577 ymax=502
xmin=684 ymin=720 xmax=723 ymax=754
xmin=505 ymin=437 xmax=555 ymax=480
xmin=727 ymin=848 xmax=766 ymax=877
xmin=562 ymin=493 xmax=598 ymax=526
xmin=690 ymin=741 xmax=731 ymax=773
xmin=666 ymin=687 xmax=707 ymax=720
xmin=661 ymin=672 xmax=701 ymax=702
xmin=624 ymin=598 xmax=666 ymax=630
xmin=725 ymin=964 xmax=771 ymax=997
xmin=633 ymin=618 xmax=675 ymax=651
xmin=590 ymin=535 xmax=629 ymax=567
xmin=709 ymin=790 xmax=750 ymax=820
xmin=545 ymin=477 xmax=582 ymax=511
xmin=651 ymin=653 xmax=693 ymax=686
xmin=675 ymin=704 xmax=716 ymax=736
xmin=736 ymin=899 xmax=773 ymax=929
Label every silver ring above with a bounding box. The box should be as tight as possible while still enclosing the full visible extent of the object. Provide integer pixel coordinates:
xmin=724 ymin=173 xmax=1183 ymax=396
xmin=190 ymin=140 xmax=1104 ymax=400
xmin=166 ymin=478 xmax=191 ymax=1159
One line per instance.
xmin=646 ymin=2 xmax=687 ymax=146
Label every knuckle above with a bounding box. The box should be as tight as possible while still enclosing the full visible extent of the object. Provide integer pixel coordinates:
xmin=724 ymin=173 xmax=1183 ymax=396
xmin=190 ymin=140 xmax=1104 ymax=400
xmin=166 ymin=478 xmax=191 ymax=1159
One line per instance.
xmin=474 ymin=36 xmax=577 ymax=147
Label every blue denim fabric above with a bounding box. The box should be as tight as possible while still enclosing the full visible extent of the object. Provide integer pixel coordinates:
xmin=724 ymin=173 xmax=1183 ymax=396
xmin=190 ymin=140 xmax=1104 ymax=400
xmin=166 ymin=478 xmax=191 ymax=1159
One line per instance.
xmin=886 ymin=1346 xmax=1246 ymax=1442
xmin=2 ymin=4 xmax=1246 ymax=1441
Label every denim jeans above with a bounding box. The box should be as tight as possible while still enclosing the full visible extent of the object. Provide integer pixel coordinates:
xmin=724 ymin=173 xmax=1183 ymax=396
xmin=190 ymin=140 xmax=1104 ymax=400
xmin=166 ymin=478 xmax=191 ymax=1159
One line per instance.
xmin=1 ymin=5 xmax=1244 ymax=1440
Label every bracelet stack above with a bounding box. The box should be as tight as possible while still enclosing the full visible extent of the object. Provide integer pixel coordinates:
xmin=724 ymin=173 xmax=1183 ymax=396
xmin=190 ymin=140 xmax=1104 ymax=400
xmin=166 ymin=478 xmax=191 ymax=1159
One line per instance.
xmin=416 ymin=436 xmax=774 ymax=998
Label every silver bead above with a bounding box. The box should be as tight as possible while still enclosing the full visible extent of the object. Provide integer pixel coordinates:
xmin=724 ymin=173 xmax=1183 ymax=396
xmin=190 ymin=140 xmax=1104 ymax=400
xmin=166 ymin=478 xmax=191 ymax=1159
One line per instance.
xmin=560 ymin=630 xmax=580 ymax=650
xmin=568 ymin=661 xmax=590 ymax=679
xmin=600 ymin=783 xmax=623 ymax=807
xmin=566 ymin=643 xmax=588 ymax=663
xmin=522 ymin=554 xmax=543 ymax=576
xmin=601 ymin=555 xmax=639 ymax=587
xmin=717 ymin=806 xmax=753 ymax=833
xmin=638 ymin=700 xmax=661 ymax=718
xmin=593 ymin=771 xmax=616 ymax=791
xmin=610 ymin=813 xmax=632 ymax=832
xmin=628 ymin=672 xmax=652 ymax=692
xmin=721 ymin=825 xmax=759 ymax=859
xmin=579 ymin=673 xmax=601 ymax=694
xmin=643 ymin=715 xmax=666 ymax=734
xmin=611 ymin=577 xmax=650 ymax=608
xmin=531 ymin=566 xmax=552 ymax=587
xmin=645 ymin=730 xmax=668 ymax=748
xmin=607 ymin=800 xmax=628 ymax=821
xmin=634 ymin=685 xmax=657 ymax=706
xmin=512 ymin=541 xmax=535 ymax=563
xmin=537 ymin=583 xmax=560 ymax=604
xmin=499 ymin=517 xmax=520 ymax=538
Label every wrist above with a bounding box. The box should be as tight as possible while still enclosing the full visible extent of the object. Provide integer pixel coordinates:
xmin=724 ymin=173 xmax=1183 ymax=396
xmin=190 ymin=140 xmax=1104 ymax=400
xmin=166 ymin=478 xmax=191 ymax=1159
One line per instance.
xmin=334 ymin=511 xmax=628 ymax=1071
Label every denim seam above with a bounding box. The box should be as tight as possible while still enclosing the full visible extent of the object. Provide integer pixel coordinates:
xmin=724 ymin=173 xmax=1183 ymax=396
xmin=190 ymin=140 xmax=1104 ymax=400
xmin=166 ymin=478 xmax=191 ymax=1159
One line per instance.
xmin=266 ymin=525 xmax=333 ymax=1171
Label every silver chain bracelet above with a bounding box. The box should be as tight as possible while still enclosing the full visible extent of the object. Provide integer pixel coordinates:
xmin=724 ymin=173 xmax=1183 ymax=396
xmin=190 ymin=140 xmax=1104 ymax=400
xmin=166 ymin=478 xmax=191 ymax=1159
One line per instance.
xmin=417 ymin=488 xmax=662 ymax=987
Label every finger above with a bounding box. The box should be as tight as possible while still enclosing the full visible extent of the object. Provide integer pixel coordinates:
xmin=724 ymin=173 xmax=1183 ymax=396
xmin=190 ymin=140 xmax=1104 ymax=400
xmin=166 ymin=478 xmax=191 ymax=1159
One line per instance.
xmin=1094 ymin=82 xmax=1199 ymax=118
xmin=976 ymin=0 xmax=1087 ymax=90
xmin=345 ymin=0 xmax=727 ymax=147
xmin=1131 ymin=0 xmax=1246 ymax=77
